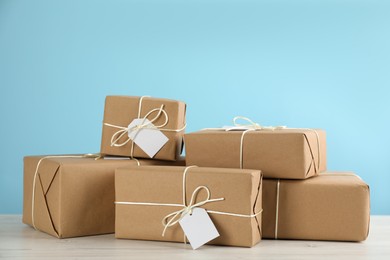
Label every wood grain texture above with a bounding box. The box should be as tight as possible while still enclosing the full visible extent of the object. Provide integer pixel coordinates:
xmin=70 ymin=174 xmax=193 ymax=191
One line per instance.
xmin=0 ymin=215 xmax=389 ymax=259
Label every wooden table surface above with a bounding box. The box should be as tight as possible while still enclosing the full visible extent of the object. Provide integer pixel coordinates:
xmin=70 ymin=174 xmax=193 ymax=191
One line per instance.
xmin=1 ymin=215 xmax=389 ymax=259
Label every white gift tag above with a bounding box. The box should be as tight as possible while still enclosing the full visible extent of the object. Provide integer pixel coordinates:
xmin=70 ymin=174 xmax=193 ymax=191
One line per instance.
xmin=127 ymin=118 xmax=169 ymax=158
xmin=179 ymin=208 xmax=220 ymax=250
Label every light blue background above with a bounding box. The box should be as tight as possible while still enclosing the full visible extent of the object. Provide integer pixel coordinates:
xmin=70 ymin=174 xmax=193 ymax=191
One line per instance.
xmin=0 ymin=0 xmax=389 ymax=214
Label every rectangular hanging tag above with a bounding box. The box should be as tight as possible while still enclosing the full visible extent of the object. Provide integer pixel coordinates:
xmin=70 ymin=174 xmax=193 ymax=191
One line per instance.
xmin=179 ymin=208 xmax=220 ymax=250
xmin=127 ymin=118 xmax=169 ymax=158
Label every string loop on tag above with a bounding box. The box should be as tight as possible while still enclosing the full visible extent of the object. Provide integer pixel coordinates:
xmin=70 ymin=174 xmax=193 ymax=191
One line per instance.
xmin=105 ymin=105 xmax=169 ymax=148
xmin=161 ymin=185 xmax=224 ymax=237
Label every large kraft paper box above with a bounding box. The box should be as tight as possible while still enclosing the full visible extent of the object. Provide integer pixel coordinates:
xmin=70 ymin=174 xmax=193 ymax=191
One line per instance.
xmin=101 ymin=96 xmax=186 ymax=161
xmin=185 ymin=129 xmax=326 ymax=179
xmin=115 ymin=166 xmax=262 ymax=247
xmin=23 ymin=155 xmax=185 ymax=238
xmin=262 ymin=172 xmax=370 ymax=241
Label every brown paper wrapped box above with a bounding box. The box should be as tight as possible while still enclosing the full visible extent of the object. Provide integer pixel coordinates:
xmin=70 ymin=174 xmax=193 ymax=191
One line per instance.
xmin=101 ymin=96 xmax=186 ymax=161
xmin=115 ymin=166 xmax=262 ymax=247
xmin=185 ymin=129 xmax=326 ymax=179
xmin=23 ymin=155 xmax=185 ymax=238
xmin=262 ymin=172 xmax=370 ymax=241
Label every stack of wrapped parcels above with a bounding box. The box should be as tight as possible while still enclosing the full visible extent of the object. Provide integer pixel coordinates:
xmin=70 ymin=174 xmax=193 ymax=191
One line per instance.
xmin=23 ymin=95 xmax=370 ymax=249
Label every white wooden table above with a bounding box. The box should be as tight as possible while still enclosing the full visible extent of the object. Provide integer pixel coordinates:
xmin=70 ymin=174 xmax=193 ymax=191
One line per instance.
xmin=0 ymin=215 xmax=389 ymax=259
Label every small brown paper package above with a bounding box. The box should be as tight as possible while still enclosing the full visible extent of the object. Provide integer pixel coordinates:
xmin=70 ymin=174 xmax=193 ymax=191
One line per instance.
xmin=262 ymin=172 xmax=370 ymax=241
xmin=185 ymin=128 xmax=326 ymax=179
xmin=115 ymin=166 xmax=263 ymax=247
xmin=23 ymin=155 xmax=185 ymax=238
xmin=101 ymin=96 xmax=186 ymax=161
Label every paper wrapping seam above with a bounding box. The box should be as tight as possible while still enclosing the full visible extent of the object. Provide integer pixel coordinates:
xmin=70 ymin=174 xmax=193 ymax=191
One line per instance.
xmin=31 ymin=154 xmax=140 ymax=233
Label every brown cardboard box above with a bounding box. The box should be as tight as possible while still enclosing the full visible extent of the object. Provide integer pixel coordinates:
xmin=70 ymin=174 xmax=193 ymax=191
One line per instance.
xmin=185 ymin=129 xmax=326 ymax=179
xmin=262 ymin=172 xmax=370 ymax=241
xmin=115 ymin=166 xmax=262 ymax=247
xmin=23 ymin=155 xmax=185 ymax=238
xmin=101 ymin=96 xmax=186 ymax=161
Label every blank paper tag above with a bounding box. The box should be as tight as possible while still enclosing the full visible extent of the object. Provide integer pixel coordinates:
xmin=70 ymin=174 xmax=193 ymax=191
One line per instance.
xmin=179 ymin=208 xmax=220 ymax=250
xmin=127 ymin=118 xmax=169 ymax=158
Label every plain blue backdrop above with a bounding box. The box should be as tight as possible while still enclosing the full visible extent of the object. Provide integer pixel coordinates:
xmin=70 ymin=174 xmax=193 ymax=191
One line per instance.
xmin=0 ymin=0 xmax=389 ymax=214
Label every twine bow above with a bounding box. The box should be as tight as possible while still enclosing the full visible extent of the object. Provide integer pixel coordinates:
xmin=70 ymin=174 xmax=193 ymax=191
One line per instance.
xmin=105 ymin=105 xmax=169 ymax=147
xmin=161 ymin=185 xmax=224 ymax=237
xmin=230 ymin=116 xmax=287 ymax=131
